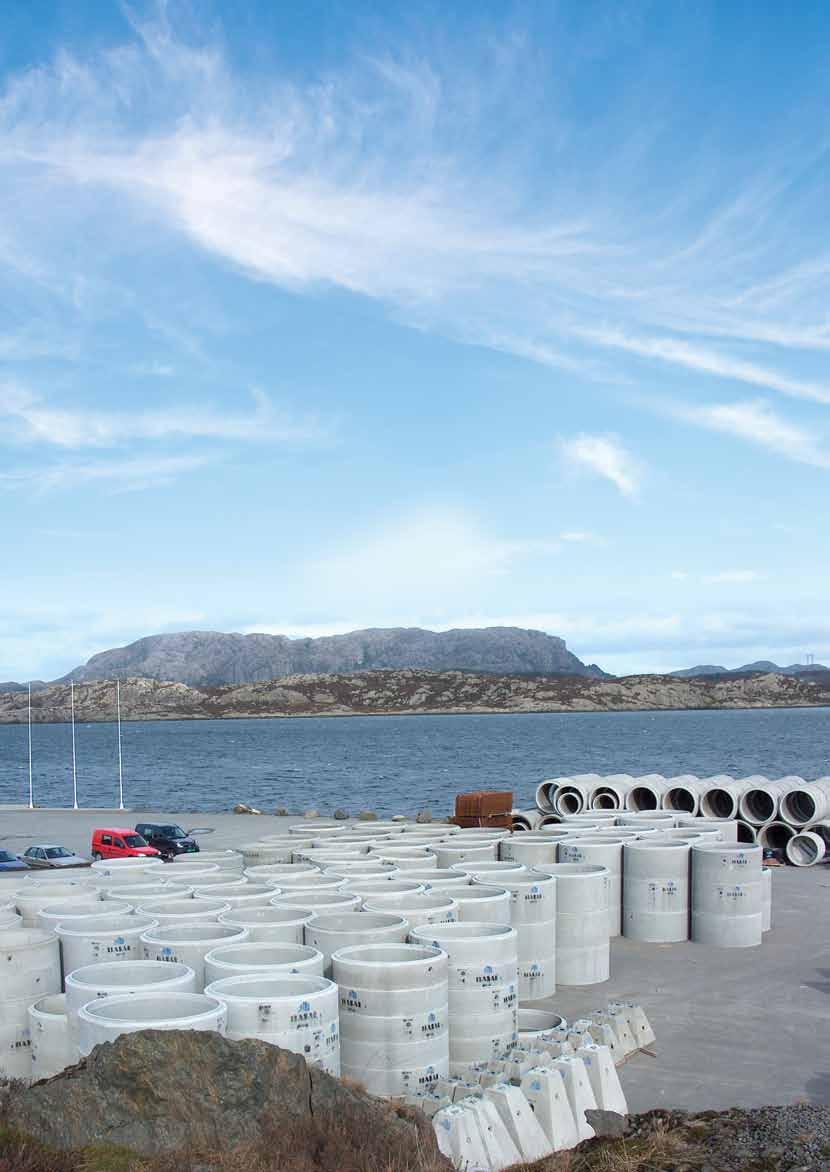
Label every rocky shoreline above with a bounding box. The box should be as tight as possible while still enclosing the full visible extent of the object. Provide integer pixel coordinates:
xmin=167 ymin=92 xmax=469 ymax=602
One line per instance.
xmin=1 ymin=667 xmax=829 ymax=724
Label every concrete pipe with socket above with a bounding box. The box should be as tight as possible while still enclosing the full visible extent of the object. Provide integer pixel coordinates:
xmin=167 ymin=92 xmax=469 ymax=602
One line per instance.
xmin=784 ymin=831 xmax=826 ymax=867
xmin=624 ymin=775 xmax=669 ymax=812
xmin=699 ymin=777 xmax=745 ymax=820
xmin=756 ymin=822 xmax=795 ymax=852
xmin=661 ymin=776 xmax=708 ymax=815
xmin=690 ymin=843 xmax=762 ymax=948
xmin=779 ymin=780 xmax=830 ymax=828
xmin=738 ymin=778 xmax=800 ymax=826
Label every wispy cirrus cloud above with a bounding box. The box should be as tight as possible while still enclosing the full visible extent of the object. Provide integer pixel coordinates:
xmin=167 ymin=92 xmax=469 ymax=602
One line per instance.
xmin=1 ymin=453 xmax=209 ymax=493
xmin=0 ymin=385 xmax=325 ymax=448
xmin=559 ymin=434 xmax=642 ymax=498
xmin=665 ymin=399 xmax=830 ymax=470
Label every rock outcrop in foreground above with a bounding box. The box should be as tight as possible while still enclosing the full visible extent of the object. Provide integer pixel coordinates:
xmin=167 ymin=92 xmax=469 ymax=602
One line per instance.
xmin=1 ymin=667 xmax=829 ymax=723
xmin=2 ymin=1031 xmax=446 ymax=1168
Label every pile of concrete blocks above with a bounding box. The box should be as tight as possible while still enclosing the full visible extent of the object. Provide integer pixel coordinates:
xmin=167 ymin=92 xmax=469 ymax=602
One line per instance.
xmin=416 ymin=1002 xmax=654 ymax=1171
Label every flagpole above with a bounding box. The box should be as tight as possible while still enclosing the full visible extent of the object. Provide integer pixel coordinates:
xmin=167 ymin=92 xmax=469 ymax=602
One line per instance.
xmin=27 ymin=682 xmax=34 ymax=810
xmin=116 ymin=680 xmax=124 ymax=811
xmin=71 ymin=681 xmax=78 ymax=810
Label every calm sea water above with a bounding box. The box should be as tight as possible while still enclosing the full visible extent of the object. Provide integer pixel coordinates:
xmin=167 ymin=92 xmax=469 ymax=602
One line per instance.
xmin=0 ymin=708 xmax=828 ymax=815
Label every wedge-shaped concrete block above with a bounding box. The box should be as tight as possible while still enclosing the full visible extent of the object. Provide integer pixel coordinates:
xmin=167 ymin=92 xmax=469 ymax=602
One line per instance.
xmin=484 ymin=1083 xmax=553 ymax=1161
xmin=608 ymin=1001 xmax=656 ymax=1048
xmin=405 ymin=1092 xmax=451 ymax=1118
xmin=451 ymin=1081 xmax=482 ymax=1102
xmin=576 ymin=1043 xmax=628 ymax=1115
xmin=566 ymin=1027 xmax=593 ymax=1050
xmin=433 ymin=1103 xmax=491 ymax=1170
xmin=460 ymin=1095 xmax=522 ymax=1170
xmin=535 ymin=1030 xmax=574 ymax=1058
xmin=591 ymin=1010 xmax=637 ymax=1057
xmin=551 ymin=1055 xmax=598 ymax=1143
xmin=520 ymin=1065 xmax=580 ymax=1152
xmin=587 ymin=1021 xmax=624 ymax=1065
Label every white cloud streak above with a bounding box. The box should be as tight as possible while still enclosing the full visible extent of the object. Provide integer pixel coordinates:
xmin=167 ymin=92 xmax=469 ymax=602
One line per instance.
xmin=0 ymin=454 xmax=209 ymax=493
xmin=666 ymin=399 xmax=830 ymax=469
xmin=560 ymin=434 xmax=642 ymax=498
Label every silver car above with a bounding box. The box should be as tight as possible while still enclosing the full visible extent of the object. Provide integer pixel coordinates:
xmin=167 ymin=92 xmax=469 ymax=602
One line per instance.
xmin=22 ymin=844 xmax=91 ymax=869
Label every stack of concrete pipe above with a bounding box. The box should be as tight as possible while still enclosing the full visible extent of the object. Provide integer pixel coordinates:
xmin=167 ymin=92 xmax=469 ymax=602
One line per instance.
xmin=534 ymin=773 xmax=830 ymax=864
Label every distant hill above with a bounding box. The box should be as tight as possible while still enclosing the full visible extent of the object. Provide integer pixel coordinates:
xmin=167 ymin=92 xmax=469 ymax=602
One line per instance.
xmin=671 ymin=661 xmax=828 ymax=678
xmin=46 ymin=626 xmax=608 ymax=688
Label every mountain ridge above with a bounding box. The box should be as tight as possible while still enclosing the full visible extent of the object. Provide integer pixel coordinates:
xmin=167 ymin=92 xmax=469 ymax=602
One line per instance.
xmin=670 ymin=660 xmax=828 ymax=678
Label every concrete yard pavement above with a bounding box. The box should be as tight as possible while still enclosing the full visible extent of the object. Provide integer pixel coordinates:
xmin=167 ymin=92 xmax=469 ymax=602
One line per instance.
xmin=1 ymin=807 xmax=828 ymax=1115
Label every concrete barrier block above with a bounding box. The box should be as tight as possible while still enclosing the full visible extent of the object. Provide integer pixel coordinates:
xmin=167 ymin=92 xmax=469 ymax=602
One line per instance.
xmin=432 ymin=1103 xmax=491 ymax=1169
xmin=551 ymin=1055 xmax=598 ymax=1142
xmin=608 ymin=1001 xmax=656 ymax=1048
xmin=587 ymin=1021 xmax=624 ymax=1065
xmin=459 ymin=1095 xmax=522 ymax=1170
xmin=484 ymin=1083 xmax=553 ymax=1161
xmin=520 ymin=1065 xmax=580 ymax=1151
xmin=576 ymin=1043 xmax=628 ymax=1115
xmin=590 ymin=1010 xmax=637 ymax=1057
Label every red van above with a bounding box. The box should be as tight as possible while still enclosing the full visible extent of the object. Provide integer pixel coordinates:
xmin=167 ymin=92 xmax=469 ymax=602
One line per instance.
xmin=90 ymin=827 xmax=161 ymax=861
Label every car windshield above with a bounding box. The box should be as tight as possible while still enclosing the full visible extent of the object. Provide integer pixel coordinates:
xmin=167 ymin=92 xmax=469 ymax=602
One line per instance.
xmin=0 ymin=850 xmax=17 ymax=862
xmin=159 ymin=826 xmax=186 ymax=838
xmin=45 ymin=847 xmax=72 ymax=859
xmin=123 ymin=834 xmax=148 ymax=848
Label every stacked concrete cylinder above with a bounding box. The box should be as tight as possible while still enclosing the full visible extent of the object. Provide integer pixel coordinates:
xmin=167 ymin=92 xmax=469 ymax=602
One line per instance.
xmin=409 ymin=922 xmax=518 ymax=1076
xmin=203 ymin=942 xmax=324 ymax=984
xmin=558 ymin=838 xmax=624 ymax=937
xmin=533 ymin=864 xmax=610 ymax=985
xmin=622 ymin=842 xmax=690 ymax=942
xmin=65 ymin=959 xmax=198 ymax=1051
xmin=362 ymin=891 xmax=458 ymax=929
xmin=218 ymin=906 xmax=313 ymax=944
xmin=434 ymin=841 xmax=499 ymax=869
xmin=304 ymin=912 xmax=409 ymax=975
xmin=690 ymin=843 xmax=763 ymax=947
xmin=140 ymin=922 xmax=250 ymax=990
xmin=28 ymin=994 xmax=73 ymax=1079
xmin=56 ymin=913 xmax=159 ymax=976
xmin=499 ymin=834 xmax=558 ymax=869
xmin=478 ymin=874 xmax=556 ymax=999
xmin=205 ymin=973 xmax=339 ymax=1073
xmin=0 ymin=928 xmax=62 ymax=1078
xmin=449 ymin=885 xmax=512 ymax=924
xmin=14 ymin=883 xmax=100 ymax=929
xmin=333 ymin=943 xmax=449 ymax=1096
xmin=78 ymin=991 xmax=226 ymax=1057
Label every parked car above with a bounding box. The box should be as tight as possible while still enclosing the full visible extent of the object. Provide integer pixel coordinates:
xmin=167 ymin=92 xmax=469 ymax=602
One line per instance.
xmin=0 ymin=848 xmax=28 ymax=873
xmin=22 ymin=844 xmax=91 ymax=869
xmin=90 ymin=827 xmax=161 ymax=861
xmin=134 ymin=823 xmax=199 ymax=860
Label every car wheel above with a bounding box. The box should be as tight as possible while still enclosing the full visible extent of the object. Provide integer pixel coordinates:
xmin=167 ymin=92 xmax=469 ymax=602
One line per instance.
xmin=92 ymin=852 xmax=102 ymax=861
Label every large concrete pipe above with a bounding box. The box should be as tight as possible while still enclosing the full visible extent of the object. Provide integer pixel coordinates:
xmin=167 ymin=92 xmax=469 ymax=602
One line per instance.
xmin=511 ymin=809 xmax=544 ymax=831
xmin=558 ymin=838 xmax=624 ymax=936
xmin=779 ymin=780 xmax=830 ymax=828
xmin=287 ymin=824 xmax=347 ymax=837
xmin=164 ymin=869 xmax=225 ymax=888
xmin=170 ymin=850 xmax=244 ymax=874
xmin=56 ymin=913 xmax=158 ymax=976
xmin=78 ymin=991 xmax=225 ymax=1057
xmin=398 ymin=869 xmax=470 ymax=892
xmin=100 ymin=882 xmax=176 ymax=903
xmin=563 ymin=812 xmax=619 ymax=824
xmin=533 ymin=864 xmax=610 ymax=985
xmin=333 ymin=943 xmax=449 ymax=1096
xmin=624 ymin=776 xmax=669 ymax=812
xmin=589 ymin=778 xmax=633 ymax=811
xmin=480 ymin=873 xmax=556 ymax=999
xmin=265 ymin=873 xmax=347 ymax=891
xmin=141 ymin=922 xmax=249 ymax=990
xmin=371 ymin=852 xmax=437 ymax=872
xmin=661 ymin=776 xmax=708 ymax=815
xmin=785 ymin=831 xmax=827 ymax=867
xmin=617 ymin=812 xmax=674 ymax=827
xmin=409 ymin=922 xmax=518 ymax=1076
xmin=243 ymin=862 xmax=320 ymax=884
xmin=739 ymin=778 xmax=797 ymax=826
xmin=321 ymin=861 xmax=398 ymax=878
xmin=675 ymin=817 xmax=739 ymax=843
xmin=622 ymin=842 xmax=690 ymax=943
xmin=203 ymin=942 xmax=324 ymax=984
xmin=218 ymin=906 xmax=313 ymax=944
xmin=690 ymin=843 xmax=762 ymax=948
xmin=756 ymin=822 xmax=795 ymax=851
xmin=206 ymin=974 xmax=339 ymax=1074
xmin=38 ymin=900 xmax=132 ymax=932
xmin=448 ymin=885 xmax=511 ymax=924
xmin=14 ymin=884 xmax=100 ymax=928
xmin=135 ymin=898 xmax=231 ymax=926
xmin=500 ymin=834 xmax=559 ymax=868
xmin=699 ymin=777 xmax=745 ymax=820
xmin=90 ymin=858 xmax=163 ymax=878
xmin=553 ymin=783 xmax=590 ymax=816
xmin=435 ymin=842 xmax=499 ymax=869
xmin=449 ymin=861 xmax=527 ymax=882
xmin=0 ymin=928 xmax=61 ymax=1079
xmin=805 ymin=821 xmax=830 ymax=852
xmin=517 ymin=1007 xmax=565 ymax=1043
xmin=304 ymin=911 xmax=409 ymax=975
xmin=270 ymin=890 xmax=361 ymax=916
xmin=534 ymin=778 xmax=562 ymax=813
xmin=341 ymin=879 xmax=425 ymax=902
xmin=362 ymin=892 xmax=458 ymax=928
xmin=245 ymin=839 xmax=311 ymax=864
xmin=65 ymin=959 xmax=197 ymax=1048
xmin=29 ymin=994 xmax=73 ymax=1079
xmin=192 ymin=883 xmax=274 ymax=909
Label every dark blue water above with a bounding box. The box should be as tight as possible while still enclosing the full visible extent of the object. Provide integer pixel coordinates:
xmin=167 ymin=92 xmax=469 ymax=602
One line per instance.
xmin=0 ymin=708 xmax=828 ymax=814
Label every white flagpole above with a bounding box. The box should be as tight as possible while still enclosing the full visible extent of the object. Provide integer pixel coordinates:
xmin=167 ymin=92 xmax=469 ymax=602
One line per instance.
xmin=116 ymin=680 xmax=124 ymax=811
xmin=70 ymin=681 xmax=78 ymax=810
xmin=27 ymin=682 xmax=34 ymax=810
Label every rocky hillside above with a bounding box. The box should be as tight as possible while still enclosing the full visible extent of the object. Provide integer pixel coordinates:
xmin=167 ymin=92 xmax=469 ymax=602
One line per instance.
xmin=53 ymin=626 xmax=605 ymax=687
xmin=1 ymin=667 xmax=828 ymax=723
xmin=672 ymin=660 xmax=829 ymax=677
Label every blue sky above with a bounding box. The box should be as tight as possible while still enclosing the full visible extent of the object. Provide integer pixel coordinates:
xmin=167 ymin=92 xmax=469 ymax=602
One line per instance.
xmin=1 ymin=0 xmax=829 ymax=681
